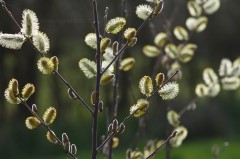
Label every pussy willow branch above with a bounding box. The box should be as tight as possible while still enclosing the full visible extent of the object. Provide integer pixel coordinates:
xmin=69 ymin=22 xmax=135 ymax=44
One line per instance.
xmin=97 ymin=108 xmax=139 ymax=152
xmin=97 ymin=69 xmax=180 ymax=152
xmin=101 ymin=12 xmax=154 ymax=75
xmin=20 ymin=99 xmax=77 ymax=159
xmin=131 ymin=69 xmax=179 ymax=148
xmin=106 ymin=1 xmax=128 ymax=158
xmin=145 ymin=131 xmax=177 ymax=159
xmin=1 ymin=0 xmax=93 ymax=115
xmin=147 ymin=69 xmax=179 ymax=100
xmin=91 ymin=0 xmax=102 ymax=158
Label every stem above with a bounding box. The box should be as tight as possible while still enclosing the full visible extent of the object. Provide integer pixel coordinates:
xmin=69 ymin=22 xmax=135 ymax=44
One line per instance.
xmin=1 ymin=0 xmax=93 ymax=115
xmin=54 ymin=70 xmax=93 ymax=114
xmin=101 ymin=12 xmax=154 ymax=75
xmin=1 ymin=1 xmax=21 ymax=29
xmin=106 ymin=1 xmax=127 ymax=158
xmin=178 ymin=98 xmax=197 ymax=117
xmin=146 ymin=131 xmax=177 ymax=159
xmin=91 ymin=0 xmax=101 ymax=158
xmin=20 ymin=99 xmax=77 ymax=159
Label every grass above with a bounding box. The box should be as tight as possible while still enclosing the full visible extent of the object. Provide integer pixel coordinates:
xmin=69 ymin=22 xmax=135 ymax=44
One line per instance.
xmin=17 ymin=137 xmax=240 ymax=159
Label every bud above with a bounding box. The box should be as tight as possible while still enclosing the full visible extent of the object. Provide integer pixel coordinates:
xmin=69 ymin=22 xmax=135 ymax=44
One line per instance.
xmin=119 ymin=57 xmax=135 ymax=71
xmin=108 ymin=124 xmax=113 ymax=134
xmin=4 ymin=88 xmax=21 ymax=104
xmin=203 ymin=68 xmax=218 ymax=86
xmin=62 ymin=133 xmax=69 ymax=144
xmin=32 ymin=104 xmax=38 ymax=113
xmin=117 ymin=123 xmax=125 ymax=134
xmin=105 ymin=17 xmax=126 ymax=34
xmin=155 ymin=73 xmax=165 ymax=87
xmin=154 ymin=32 xmax=168 ymax=47
xmin=128 ymin=37 xmax=137 ymax=47
xmin=37 ymin=57 xmax=54 ymax=74
xmin=50 ymin=56 xmax=59 ymax=71
xmin=63 ymin=141 xmax=71 ymax=153
xmin=32 ymin=32 xmax=50 ymax=53
xmin=130 ymin=99 xmax=149 ymax=117
xmin=158 ymin=81 xmax=179 ymax=100
xmin=221 ymin=77 xmax=240 ymax=90
xmin=142 ymin=45 xmax=161 ymax=57
xmin=8 ymin=78 xmax=19 ymax=97
xmin=218 ymin=58 xmax=232 ymax=77
xmin=25 ymin=116 xmax=41 ymax=129
xmin=186 ymin=16 xmax=208 ymax=33
xmin=112 ymin=119 xmax=118 ymax=132
xmin=68 ymin=88 xmax=77 ymax=100
xmin=153 ymin=0 xmax=164 ymax=15
xmin=46 ymin=131 xmax=58 ymax=144
xmin=0 ymin=33 xmax=26 ymax=50
xmin=139 ymin=76 xmax=153 ymax=97
xmin=165 ymin=44 xmax=179 ymax=59
xmin=42 ymin=107 xmax=57 ymax=125
xmin=167 ymin=110 xmax=180 ymax=127
xmin=170 ymin=126 xmax=188 ymax=147
xmin=187 ymin=1 xmax=202 ymax=17
xmin=85 ymin=33 xmax=97 ymax=49
xmin=126 ymin=149 xmax=132 ymax=159
xmin=173 ymin=26 xmax=189 ymax=41
xmin=112 ymin=137 xmax=119 ymax=148
xmin=136 ymin=4 xmax=153 ymax=20
xmin=124 ymin=28 xmax=136 ymax=41
xmin=79 ymin=58 xmax=97 ymax=78
xmin=100 ymin=38 xmax=111 ymax=53
xmin=100 ymin=73 xmax=115 ymax=85
xmin=203 ymin=0 xmax=220 ymax=15
xmin=179 ymin=43 xmax=197 ymax=63
xmin=98 ymin=101 xmax=104 ymax=112
xmin=21 ymin=9 xmax=39 ymax=37
xmin=195 ymin=83 xmax=209 ymax=97
xmin=112 ymin=41 xmax=119 ymax=56
xmin=133 ymin=151 xmax=143 ymax=158
xmin=71 ymin=144 xmax=77 ymax=155
xmin=21 ymin=83 xmax=35 ymax=101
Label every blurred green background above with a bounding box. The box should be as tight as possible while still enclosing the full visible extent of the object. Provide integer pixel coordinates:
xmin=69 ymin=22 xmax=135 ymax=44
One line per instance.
xmin=1 ymin=0 xmax=240 ymax=158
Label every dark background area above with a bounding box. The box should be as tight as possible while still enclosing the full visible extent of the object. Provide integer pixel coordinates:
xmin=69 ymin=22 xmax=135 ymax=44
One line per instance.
xmin=0 ymin=0 xmax=240 ymax=158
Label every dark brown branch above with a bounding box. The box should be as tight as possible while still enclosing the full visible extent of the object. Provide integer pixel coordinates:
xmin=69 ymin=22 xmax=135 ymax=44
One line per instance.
xmin=91 ymin=0 xmax=102 ymax=158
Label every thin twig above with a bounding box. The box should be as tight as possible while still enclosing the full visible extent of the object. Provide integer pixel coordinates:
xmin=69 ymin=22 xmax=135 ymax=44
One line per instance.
xmin=1 ymin=1 xmax=21 ymax=28
xmin=20 ymin=99 xmax=77 ymax=159
xmin=54 ymin=70 xmax=93 ymax=114
xmin=1 ymin=0 xmax=93 ymax=115
xmin=97 ymin=108 xmax=138 ymax=152
xmin=145 ymin=131 xmax=177 ymax=159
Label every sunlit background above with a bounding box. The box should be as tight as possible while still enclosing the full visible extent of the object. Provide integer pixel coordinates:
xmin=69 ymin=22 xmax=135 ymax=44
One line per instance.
xmin=0 ymin=0 xmax=240 ymax=158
